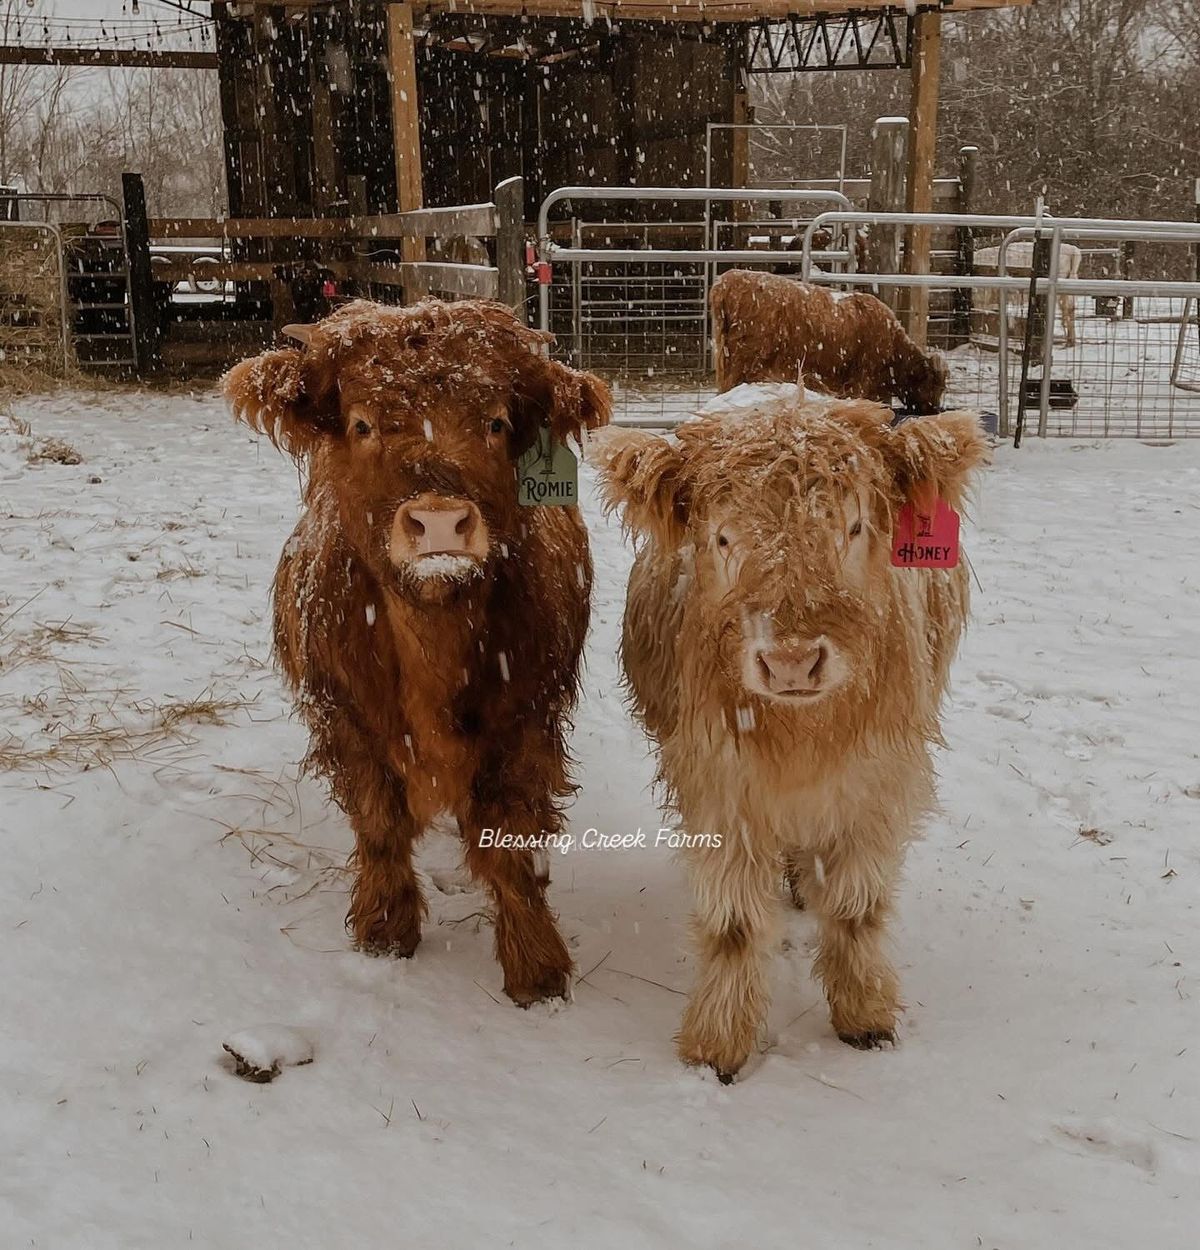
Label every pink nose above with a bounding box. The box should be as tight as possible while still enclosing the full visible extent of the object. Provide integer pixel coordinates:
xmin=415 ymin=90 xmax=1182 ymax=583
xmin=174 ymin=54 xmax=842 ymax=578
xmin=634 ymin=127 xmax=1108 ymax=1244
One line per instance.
xmin=391 ymin=496 xmax=484 ymax=560
xmin=754 ymin=641 xmax=829 ymax=696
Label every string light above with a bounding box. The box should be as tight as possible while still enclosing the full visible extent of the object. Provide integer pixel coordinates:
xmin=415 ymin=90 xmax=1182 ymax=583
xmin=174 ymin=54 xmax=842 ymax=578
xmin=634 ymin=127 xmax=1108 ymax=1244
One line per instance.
xmin=8 ymin=13 xmax=214 ymax=53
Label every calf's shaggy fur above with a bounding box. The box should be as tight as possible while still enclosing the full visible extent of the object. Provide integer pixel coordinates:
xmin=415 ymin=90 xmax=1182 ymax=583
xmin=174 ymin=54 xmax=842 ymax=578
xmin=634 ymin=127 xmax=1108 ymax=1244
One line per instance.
xmin=712 ymin=268 xmax=949 ymax=413
xmin=594 ymin=396 xmax=986 ymax=1080
xmin=225 ymin=299 xmax=609 ymax=1005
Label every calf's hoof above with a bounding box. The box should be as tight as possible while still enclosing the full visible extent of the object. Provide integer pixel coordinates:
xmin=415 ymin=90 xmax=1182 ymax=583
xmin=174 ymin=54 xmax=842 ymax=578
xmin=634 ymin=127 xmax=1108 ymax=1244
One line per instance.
xmin=837 ymin=1027 xmax=896 ymax=1050
xmin=504 ymin=964 xmax=571 ymax=1007
xmin=680 ymin=1051 xmax=743 ymax=1086
xmin=357 ymin=936 xmax=421 ymax=960
xmin=350 ymin=914 xmax=422 ymax=960
xmin=677 ymin=1019 xmax=752 ymax=1084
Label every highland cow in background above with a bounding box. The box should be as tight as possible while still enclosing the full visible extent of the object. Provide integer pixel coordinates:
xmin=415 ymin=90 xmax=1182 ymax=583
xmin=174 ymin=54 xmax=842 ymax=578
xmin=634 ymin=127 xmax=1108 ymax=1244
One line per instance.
xmin=711 ymin=268 xmax=949 ymax=413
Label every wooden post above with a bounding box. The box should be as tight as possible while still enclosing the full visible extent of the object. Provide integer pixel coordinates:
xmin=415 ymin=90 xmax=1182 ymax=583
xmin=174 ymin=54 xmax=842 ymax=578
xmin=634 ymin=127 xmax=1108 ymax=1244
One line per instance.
xmin=495 ymin=176 xmax=526 ymax=321
xmin=122 ymin=172 xmax=161 ymax=376
xmin=868 ymin=117 xmax=908 ymax=306
xmin=903 ymin=8 xmax=943 ymax=345
xmin=386 ymin=2 xmax=424 ymax=272
xmin=311 ymin=44 xmax=340 ymax=216
xmin=731 ymin=76 xmax=753 ymax=225
xmin=1194 ymin=177 xmax=1200 ymax=283
xmin=952 ymin=145 xmax=978 ymax=346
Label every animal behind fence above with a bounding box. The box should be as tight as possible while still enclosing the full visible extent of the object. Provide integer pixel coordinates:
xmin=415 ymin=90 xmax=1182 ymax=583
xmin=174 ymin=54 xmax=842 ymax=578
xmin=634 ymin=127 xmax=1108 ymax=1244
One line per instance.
xmin=711 ymin=268 xmax=948 ymax=413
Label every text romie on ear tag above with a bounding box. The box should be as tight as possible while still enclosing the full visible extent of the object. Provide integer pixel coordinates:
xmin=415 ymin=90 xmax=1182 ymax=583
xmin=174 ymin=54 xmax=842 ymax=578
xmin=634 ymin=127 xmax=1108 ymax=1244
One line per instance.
xmin=518 ymin=428 xmax=578 ymax=507
xmin=891 ymin=493 xmax=960 ymax=569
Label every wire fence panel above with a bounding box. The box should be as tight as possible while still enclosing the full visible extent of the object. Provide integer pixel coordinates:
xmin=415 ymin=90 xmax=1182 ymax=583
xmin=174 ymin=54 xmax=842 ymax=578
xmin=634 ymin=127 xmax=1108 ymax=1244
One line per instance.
xmin=1041 ymin=300 xmax=1200 ymax=438
xmin=537 ymin=192 xmax=1200 ymax=435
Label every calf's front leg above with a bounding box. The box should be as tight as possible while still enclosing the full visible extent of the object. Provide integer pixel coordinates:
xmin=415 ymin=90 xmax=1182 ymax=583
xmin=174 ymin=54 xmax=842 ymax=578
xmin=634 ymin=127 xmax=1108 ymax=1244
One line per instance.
xmin=809 ymin=843 xmax=901 ymax=1048
xmin=316 ymin=709 xmax=426 ymax=957
xmin=458 ymin=762 xmax=573 ymax=1006
xmin=677 ymin=841 xmax=779 ymax=1082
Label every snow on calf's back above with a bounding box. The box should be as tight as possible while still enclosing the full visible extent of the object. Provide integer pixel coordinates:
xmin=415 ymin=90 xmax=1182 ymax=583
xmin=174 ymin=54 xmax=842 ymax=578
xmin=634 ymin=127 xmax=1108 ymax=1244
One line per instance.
xmin=698 ymin=381 xmax=835 ymax=419
xmin=222 ymin=1024 xmax=314 ymax=1083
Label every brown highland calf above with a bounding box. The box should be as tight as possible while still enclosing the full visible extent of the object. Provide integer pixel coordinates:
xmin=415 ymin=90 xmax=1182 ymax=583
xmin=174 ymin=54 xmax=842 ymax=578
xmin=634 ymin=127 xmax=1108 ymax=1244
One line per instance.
xmin=711 ymin=268 xmax=949 ymax=413
xmin=224 ymin=299 xmax=609 ymax=1005
xmin=594 ymin=395 xmax=987 ymax=1080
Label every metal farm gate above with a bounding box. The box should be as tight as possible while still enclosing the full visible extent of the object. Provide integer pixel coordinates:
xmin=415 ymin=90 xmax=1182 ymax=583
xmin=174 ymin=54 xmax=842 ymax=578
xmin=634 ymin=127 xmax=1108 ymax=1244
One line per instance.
xmin=536 ymin=187 xmax=1200 ymax=438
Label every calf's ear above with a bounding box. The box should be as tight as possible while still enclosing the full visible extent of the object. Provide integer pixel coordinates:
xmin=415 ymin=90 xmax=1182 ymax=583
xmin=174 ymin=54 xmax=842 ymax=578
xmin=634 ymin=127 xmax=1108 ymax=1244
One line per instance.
xmin=223 ymin=344 xmax=338 ymax=460
xmin=590 ymin=427 xmax=690 ymax=548
xmin=511 ymin=355 xmax=611 ymax=455
xmin=882 ymin=409 xmax=989 ymax=510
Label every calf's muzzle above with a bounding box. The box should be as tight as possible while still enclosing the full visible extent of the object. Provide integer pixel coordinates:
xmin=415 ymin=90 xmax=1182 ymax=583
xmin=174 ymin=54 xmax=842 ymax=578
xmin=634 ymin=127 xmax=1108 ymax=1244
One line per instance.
xmin=390 ymin=492 xmax=489 ymax=564
xmin=750 ymin=638 xmax=831 ymax=699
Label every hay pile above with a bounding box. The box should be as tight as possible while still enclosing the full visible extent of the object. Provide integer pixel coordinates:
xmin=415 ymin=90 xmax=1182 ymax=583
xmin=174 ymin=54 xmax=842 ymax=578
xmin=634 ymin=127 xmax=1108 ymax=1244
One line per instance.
xmin=0 ymin=225 xmax=68 ymax=376
xmin=1 ymin=410 xmax=82 ymax=466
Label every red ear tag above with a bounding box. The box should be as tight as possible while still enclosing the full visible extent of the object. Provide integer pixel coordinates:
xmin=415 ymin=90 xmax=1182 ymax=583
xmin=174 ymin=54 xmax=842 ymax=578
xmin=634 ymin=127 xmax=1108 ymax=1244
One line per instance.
xmin=891 ymin=494 xmax=960 ymax=569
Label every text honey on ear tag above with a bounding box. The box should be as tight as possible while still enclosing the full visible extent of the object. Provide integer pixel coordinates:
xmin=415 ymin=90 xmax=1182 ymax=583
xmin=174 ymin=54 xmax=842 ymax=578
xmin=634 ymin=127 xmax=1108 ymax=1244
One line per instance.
xmin=518 ymin=428 xmax=578 ymax=507
xmin=891 ymin=497 xmax=961 ymax=569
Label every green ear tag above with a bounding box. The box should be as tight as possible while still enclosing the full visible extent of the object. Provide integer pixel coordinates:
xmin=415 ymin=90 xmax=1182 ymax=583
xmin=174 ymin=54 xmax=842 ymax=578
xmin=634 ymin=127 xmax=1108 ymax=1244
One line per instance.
xmin=518 ymin=427 xmax=578 ymax=507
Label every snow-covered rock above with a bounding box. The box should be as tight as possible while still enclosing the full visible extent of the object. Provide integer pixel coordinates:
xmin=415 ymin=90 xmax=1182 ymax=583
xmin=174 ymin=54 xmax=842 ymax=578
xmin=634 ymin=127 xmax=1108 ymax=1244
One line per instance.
xmin=222 ymin=1025 xmax=314 ymax=1083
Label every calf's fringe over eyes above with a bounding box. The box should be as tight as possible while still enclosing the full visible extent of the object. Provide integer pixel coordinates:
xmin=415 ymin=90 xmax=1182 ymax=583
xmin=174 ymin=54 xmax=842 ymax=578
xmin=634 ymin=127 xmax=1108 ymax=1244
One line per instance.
xmin=223 ymin=298 xmax=611 ymax=461
xmin=223 ymin=346 xmax=337 ymax=460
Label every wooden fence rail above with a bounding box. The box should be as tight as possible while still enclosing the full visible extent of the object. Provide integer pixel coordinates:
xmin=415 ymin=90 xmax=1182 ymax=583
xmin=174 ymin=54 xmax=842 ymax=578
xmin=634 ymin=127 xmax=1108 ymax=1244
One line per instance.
xmin=146 ymin=175 xmax=526 ymax=323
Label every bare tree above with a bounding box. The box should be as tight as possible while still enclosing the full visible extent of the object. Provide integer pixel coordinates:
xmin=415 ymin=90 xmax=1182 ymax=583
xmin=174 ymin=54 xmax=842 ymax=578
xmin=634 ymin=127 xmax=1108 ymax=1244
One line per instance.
xmin=751 ymin=0 xmax=1200 ymax=224
xmin=0 ymin=0 xmax=226 ymax=217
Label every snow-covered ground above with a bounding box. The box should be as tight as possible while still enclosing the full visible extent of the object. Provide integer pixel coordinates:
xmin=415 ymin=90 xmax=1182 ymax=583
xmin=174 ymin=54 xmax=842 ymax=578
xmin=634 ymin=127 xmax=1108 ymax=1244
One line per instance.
xmin=1 ymin=386 xmax=1198 ymax=1248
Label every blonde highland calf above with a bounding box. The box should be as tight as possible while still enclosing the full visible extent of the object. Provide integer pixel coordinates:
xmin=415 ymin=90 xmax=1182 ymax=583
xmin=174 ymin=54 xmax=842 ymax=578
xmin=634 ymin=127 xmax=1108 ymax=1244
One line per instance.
xmin=593 ymin=395 xmax=988 ymax=1081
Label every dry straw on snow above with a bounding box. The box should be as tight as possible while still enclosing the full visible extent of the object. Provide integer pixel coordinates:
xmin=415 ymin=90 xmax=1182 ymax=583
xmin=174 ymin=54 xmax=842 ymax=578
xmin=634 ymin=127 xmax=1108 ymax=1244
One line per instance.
xmin=0 ymin=225 xmax=70 ymax=378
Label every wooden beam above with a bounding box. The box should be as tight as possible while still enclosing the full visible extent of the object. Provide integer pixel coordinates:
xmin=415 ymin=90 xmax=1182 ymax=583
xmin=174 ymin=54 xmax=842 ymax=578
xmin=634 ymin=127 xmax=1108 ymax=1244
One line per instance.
xmin=357 ymin=261 xmax=499 ymax=299
xmin=154 ymin=259 xmax=500 ymax=300
xmin=903 ymin=9 xmax=942 ymax=346
xmin=148 ymin=203 xmax=499 ymax=242
xmin=155 ymin=261 xmax=278 ymax=282
xmin=0 ymin=46 xmax=218 ymax=69
xmin=408 ymin=0 xmax=1030 ymax=23
xmin=386 ymin=2 xmax=425 ymax=267
xmin=372 ymin=203 xmax=497 ymax=239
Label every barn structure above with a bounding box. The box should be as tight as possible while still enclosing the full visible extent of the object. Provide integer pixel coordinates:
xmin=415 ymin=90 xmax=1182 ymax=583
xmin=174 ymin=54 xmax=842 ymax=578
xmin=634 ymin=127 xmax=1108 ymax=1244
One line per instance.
xmin=0 ymin=0 xmax=1028 ymax=374
xmin=209 ymin=1 xmax=1024 ymax=215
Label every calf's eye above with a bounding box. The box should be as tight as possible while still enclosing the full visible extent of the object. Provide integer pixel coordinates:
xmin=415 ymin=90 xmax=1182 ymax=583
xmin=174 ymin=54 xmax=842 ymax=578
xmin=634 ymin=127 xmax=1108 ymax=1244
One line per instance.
xmin=489 ymin=418 xmax=507 ymax=435
xmin=354 ymin=419 xmax=371 ymax=437
xmin=849 ymin=519 xmax=863 ymax=538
